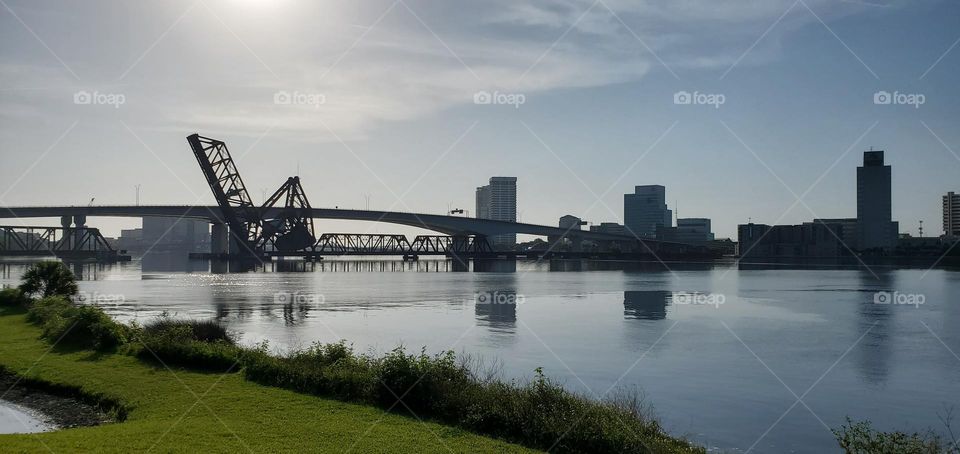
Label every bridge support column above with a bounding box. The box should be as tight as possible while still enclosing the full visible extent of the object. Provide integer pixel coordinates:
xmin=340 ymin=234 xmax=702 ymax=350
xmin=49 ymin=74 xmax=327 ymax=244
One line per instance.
xmin=570 ymin=236 xmax=583 ymax=253
xmin=210 ymin=223 xmax=228 ymax=256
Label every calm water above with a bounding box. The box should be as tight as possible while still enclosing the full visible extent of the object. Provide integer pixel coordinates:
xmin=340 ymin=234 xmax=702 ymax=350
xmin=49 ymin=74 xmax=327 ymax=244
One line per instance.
xmin=2 ymin=257 xmax=959 ymax=453
xmin=0 ymin=401 xmax=53 ymax=434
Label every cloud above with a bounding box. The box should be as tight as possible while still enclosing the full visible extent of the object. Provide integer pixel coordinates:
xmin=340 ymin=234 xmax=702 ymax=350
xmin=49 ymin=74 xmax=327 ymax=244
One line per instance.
xmin=0 ymin=0 xmax=889 ymax=141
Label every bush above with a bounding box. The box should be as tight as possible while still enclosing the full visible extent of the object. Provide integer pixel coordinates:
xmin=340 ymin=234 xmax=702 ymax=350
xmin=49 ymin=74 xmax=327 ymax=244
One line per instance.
xmin=27 ymin=296 xmax=131 ymax=351
xmin=137 ymin=318 xmax=240 ymax=371
xmin=241 ymin=344 xmax=702 ymax=453
xmin=143 ymin=318 xmax=233 ymax=343
xmin=19 ymin=261 xmax=78 ymax=298
xmin=243 ymin=341 xmax=376 ymax=402
xmin=0 ymin=288 xmax=29 ymax=308
xmin=833 ymin=418 xmax=958 ymax=454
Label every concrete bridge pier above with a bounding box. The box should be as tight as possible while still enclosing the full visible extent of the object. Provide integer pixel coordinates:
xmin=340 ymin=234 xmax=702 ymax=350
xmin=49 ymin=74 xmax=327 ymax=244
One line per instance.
xmin=210 ymin=223 xmax=229 ymax=255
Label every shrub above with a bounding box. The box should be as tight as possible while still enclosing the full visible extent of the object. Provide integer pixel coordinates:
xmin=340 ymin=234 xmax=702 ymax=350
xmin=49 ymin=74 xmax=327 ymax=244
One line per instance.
xmin=241 ymin=344 xmax=703 ymax=453
xmin=19 ymin=261 xmax=78 ymax=298
xmin=833 ymin=418 xmax=957 ymax=454
xmin=243 ymin=342 xmax=376 ymax=402
xmin=27 ymin=296 xmax=131 ymax=351
xmin=137 ymin=318 xmax=240 ymax=371
xmin=0 ymin=288 xmax=29 ymax=308
xmin=143 ymin=318 xmax=233 ymax=343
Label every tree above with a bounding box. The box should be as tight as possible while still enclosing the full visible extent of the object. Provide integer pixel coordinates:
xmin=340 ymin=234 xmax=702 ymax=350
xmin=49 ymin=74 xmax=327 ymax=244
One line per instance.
xmin=19 ymin=261 xmax=78 ymax=298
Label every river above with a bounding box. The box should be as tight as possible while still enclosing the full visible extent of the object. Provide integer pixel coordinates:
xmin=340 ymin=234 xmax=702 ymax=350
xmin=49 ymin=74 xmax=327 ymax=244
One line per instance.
xmin=2 ymin=257 xmax=958 ymax=452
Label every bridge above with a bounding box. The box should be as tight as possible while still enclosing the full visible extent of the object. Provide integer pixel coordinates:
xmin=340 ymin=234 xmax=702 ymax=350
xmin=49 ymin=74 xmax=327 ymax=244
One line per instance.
xmin=0 ymin=133 xmax=710 ymax=265
xmin=0 ymin=205 xmax=700 ymax=255
xmin=0 ymin=205 xmax=661 ymax=243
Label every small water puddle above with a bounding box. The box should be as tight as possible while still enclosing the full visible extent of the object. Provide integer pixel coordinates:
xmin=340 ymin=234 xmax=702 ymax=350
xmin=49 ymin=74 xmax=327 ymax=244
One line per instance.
xmin=0 ymin=400 xmax=55 ymax=434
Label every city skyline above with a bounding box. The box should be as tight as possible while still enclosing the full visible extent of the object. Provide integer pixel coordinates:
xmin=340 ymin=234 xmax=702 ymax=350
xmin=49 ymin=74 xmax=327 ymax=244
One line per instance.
xmin=1 ymin=0 xmax=959 ymax=241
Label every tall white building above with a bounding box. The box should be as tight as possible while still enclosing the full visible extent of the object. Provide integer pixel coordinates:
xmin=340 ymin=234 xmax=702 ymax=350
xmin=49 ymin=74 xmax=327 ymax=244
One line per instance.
xmin=475 ymin=177 xmax=517 ymax=248
xmin=945 ymin=191 xmax=960 ymax=238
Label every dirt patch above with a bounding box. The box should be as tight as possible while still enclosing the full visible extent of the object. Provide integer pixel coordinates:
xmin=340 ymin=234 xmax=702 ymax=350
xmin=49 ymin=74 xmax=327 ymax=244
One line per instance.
xmin=0 ymin=370 xmax=116 ymax=429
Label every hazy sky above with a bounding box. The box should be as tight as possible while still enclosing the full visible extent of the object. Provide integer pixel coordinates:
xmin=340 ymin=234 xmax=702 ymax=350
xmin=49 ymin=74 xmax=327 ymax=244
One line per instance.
xmin=2 ymin=0 xmax=958 ymax=239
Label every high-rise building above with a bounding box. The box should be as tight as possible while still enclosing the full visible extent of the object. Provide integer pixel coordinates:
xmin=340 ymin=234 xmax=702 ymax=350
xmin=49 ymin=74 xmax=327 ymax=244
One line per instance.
xmin=856 ymin=151 xmax=898 ymax=250
xmin=475 ymin=177 xmax=517 ymax=248
xmin=475 ymin=186 xmax=490 ymax=220
xmin=624 ymin=185 xmax=672 ymax=238
xmin=945 ymin=191 xmax=960 ymax=238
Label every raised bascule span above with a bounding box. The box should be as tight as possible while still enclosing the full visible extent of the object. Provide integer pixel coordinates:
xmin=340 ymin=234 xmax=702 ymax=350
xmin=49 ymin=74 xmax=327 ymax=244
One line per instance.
xmin=0 ymin=134 xmax=711 ymax=263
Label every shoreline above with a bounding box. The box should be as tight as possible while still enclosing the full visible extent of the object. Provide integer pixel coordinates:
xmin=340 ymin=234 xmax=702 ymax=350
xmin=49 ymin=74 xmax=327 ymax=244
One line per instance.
xmin=0 ymin=369 xmax=112 ymax=430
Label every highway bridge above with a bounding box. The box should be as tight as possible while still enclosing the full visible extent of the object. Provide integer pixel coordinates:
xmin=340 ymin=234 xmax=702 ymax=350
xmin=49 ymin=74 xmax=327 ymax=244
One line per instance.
xmin=0 ymin=134 xmax=711 ymax=264
xmin=0 ymin=205 xmax=710 ymax=259
xmin=0 ymin=205 xmax=655 ymax=243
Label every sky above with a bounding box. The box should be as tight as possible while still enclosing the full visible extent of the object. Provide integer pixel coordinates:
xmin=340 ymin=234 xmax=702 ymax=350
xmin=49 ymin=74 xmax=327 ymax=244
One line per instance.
xmin=1 ymin=0 xmax=959 ymax=240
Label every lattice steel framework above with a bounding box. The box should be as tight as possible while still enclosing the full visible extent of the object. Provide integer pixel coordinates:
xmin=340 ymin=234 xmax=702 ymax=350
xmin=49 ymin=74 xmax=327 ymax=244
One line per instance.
xmin=0 ymin=226 xmax=115 ymax=254
xmin=315 ymin=234 xmax=412 ymax=255
xmin=187 ymin=134 xmax=260 ymax=258
xmin=257 ymin=176 xmax=317 ymax=252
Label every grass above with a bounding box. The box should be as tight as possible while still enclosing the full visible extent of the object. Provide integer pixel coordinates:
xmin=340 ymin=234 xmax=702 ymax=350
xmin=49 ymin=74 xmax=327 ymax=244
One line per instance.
xmin=0 ymin=306 xmax=536 ymax=453
xmin=2 ymin=268 xmax=703 ymax=453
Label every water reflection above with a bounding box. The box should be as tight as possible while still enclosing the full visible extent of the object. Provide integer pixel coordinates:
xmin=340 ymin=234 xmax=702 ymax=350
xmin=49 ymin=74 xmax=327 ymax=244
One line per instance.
xmin=473 ymin=272 xmax=519 ymax=335
xmin=623 ymin=291 xmax=669 ymax=320
xmin=854 ymin=270 xmax=895 ymax=386
xmin=142 ymin=251 xmax=208 ymax=273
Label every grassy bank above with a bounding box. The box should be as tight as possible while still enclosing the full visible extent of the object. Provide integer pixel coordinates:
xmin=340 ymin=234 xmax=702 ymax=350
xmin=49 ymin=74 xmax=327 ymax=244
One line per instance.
xmin=0 ymin=306 xmax=534 ymax=452
xmin=0 ymin=262 xmax=703 ymax=453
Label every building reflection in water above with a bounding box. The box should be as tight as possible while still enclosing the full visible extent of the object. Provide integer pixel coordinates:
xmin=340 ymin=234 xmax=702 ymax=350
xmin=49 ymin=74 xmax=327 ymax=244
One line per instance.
xmin=473 ymin=268 xmax=519 ymax=338
xmin=142 ymin=250 xmax=208 ymax=273
xmin=623 ymin=291 xmax=670 ymax=320
xmin=475 ymin=293 xmax=518 ymax=328
xmin=854 ymin=269 xmax=893 ymax=386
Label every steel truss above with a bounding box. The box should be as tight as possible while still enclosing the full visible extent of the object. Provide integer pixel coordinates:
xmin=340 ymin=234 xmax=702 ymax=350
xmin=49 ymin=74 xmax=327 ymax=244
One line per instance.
xmin=187 ymin=134 xmax=260 ymax=258
xmin=257 ymin=177 xmax=317 ymax=252
xmin=0 ymin=226 xmax=117 ymax=258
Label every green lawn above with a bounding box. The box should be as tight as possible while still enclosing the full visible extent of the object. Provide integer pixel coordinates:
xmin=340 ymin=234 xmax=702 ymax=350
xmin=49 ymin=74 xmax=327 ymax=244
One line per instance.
xmin=0 ymin=308 xmax=536 ymax=453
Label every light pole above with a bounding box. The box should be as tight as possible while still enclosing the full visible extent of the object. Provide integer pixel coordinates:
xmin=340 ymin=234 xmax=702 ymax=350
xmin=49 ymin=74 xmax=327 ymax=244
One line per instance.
xmin=135 ymin=184 xmax=141 ymax=206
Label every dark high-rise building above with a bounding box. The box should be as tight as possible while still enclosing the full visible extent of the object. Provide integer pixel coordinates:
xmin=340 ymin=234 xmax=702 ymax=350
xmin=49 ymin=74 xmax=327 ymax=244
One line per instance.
xmin=856 ymin=151 xmax=898 ymax=250
xmin=475 ymin=177 xmax=517 ymax=248
xmin=624 ymin=185 xmax=672 ymax=238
